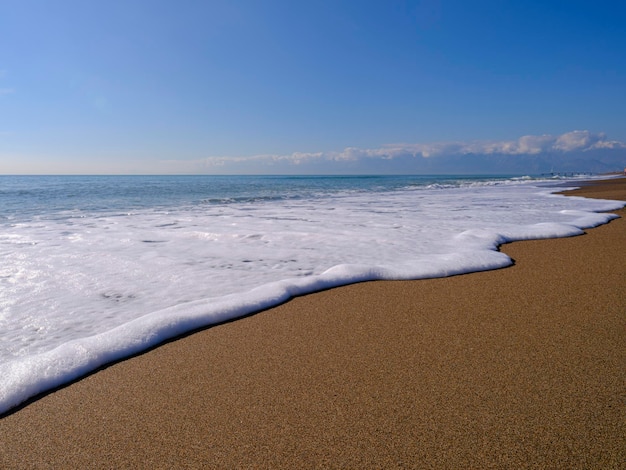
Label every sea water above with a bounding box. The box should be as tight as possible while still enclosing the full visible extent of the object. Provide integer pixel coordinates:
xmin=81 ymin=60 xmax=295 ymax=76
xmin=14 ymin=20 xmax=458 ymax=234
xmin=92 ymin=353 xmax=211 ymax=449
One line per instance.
xmin=0 ymin=174 xmax=623 ymax=414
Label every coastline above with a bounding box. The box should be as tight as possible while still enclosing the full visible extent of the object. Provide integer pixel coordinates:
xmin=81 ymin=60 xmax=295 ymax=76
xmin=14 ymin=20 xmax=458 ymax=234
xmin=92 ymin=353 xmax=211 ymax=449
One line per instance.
xmin=1 ymin=178 xmax=624 ymax=468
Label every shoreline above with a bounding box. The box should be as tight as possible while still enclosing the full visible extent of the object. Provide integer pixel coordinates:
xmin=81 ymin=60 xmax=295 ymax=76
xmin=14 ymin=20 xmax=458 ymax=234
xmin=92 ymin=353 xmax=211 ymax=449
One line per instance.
xmin=1 ymin=178 xmax=624 ymax=468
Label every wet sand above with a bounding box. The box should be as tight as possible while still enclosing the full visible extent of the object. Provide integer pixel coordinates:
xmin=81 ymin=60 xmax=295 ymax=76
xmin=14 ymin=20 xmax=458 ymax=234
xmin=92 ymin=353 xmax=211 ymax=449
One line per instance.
xmin=1 ymin=178 xmax=624 ymax=469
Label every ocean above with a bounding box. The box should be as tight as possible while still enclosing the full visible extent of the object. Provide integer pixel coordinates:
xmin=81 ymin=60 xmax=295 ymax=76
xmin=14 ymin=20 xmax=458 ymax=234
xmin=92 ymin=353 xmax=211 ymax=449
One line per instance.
xmin=0 ymin=174 xmax=623 ymax=414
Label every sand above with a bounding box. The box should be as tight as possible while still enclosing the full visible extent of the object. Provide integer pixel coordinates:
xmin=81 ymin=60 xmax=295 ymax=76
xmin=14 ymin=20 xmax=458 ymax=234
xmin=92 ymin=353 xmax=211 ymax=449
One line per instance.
xmin=1 ymin=178 xmax=624 ymax=469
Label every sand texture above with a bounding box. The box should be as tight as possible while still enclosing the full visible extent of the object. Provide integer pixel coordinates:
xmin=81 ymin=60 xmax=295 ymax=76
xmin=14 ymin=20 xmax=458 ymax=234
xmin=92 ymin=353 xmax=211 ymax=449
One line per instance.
xmin=1 ymin=178 xmax=624 ymax=469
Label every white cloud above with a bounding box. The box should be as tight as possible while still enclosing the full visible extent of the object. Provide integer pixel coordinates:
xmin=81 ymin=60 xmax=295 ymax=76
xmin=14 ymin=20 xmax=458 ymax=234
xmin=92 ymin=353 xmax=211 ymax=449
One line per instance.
xmin=383 ymin=130 xmax=625 ymax=158
xmin=553 ymin=130 xmax=598 ymax=151
xmin=155 ymin=130 xmax=626 ymax=174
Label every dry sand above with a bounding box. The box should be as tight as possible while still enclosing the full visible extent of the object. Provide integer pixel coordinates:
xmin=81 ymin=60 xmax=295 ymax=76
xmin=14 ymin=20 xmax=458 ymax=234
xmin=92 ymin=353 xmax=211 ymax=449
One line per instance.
xmin=1 ymin=178 xmax=624 ymax=469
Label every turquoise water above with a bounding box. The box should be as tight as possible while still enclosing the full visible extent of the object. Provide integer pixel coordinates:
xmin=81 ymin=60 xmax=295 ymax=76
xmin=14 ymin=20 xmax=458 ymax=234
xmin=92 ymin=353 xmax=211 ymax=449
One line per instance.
xmin=0 ymin=174 xmax=535 ymax=219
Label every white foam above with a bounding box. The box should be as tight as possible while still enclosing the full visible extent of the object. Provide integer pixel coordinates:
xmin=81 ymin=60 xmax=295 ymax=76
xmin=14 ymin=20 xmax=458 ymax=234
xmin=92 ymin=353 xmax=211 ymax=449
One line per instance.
xmin=0 ymin=179 xmax=623 ymax=414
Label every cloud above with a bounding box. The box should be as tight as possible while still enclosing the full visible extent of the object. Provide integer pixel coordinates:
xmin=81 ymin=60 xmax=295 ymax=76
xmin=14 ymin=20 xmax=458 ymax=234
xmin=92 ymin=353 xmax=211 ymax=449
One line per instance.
xmin=383 ymin=130 xmax=625 ymax=158
xmin=157 ymin=130 xmax=626 ymax=175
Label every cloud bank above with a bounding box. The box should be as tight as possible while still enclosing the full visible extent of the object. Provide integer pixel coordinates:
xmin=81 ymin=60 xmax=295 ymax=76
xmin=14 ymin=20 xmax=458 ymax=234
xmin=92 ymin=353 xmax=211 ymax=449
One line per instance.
xmin=161 ymin=130 xmax=626 ymax=175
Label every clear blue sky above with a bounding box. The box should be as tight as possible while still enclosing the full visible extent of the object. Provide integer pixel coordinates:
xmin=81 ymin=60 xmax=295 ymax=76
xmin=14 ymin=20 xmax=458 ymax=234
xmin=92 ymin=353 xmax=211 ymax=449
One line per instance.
xmin=1 ymin=0 xmax=625 ymax=174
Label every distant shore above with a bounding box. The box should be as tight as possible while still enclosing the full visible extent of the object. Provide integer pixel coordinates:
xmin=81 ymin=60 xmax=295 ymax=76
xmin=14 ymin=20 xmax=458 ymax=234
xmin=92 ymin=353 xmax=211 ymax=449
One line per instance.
xmin=1 ymin=177 xmax=624 ymax=469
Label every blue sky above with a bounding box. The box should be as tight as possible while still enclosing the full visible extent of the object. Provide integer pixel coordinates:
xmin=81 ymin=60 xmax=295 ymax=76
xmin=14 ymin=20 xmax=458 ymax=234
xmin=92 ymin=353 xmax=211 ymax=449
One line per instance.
xmin=1 ymin=0 xmax=625 ymax=174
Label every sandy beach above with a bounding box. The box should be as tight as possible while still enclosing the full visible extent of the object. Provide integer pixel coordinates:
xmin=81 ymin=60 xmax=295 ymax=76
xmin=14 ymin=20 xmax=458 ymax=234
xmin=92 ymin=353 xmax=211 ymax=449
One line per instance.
xmin=1 ymin=178 xmax=624 ymax=469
